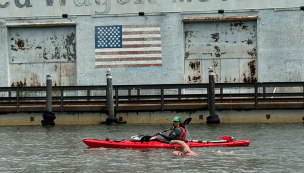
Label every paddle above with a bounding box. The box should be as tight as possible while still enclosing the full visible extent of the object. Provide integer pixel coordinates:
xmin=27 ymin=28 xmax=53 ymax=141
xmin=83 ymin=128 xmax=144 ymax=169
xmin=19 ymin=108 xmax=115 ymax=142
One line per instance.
xmin=187 ymin=136 xmax=235 ymax=143
xmin=187 ymin=140 xmax=227 ymax=143
xmin=140 ymin=118 xmax=192 ymax=143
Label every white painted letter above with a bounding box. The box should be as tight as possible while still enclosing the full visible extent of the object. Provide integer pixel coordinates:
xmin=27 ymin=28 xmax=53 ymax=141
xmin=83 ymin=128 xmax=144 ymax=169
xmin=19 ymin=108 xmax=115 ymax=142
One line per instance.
xmin=74 ymin=0 xmax=92 ymax=7
xmin=0 ymin=1 xmax=10 ymax=8
xmin=15 ymin=0 xmax=32 ymax=8
xmin=95 ymin=0 xmax=111 ymax=14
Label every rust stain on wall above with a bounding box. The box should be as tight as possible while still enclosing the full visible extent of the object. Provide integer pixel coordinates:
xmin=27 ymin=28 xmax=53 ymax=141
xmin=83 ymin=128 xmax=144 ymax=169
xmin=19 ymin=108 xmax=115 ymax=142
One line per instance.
xmin=189 ymin=61 xmax=200 ymax=70
xmin=243 ymin=60 xmax=257 ymax=83
xmin=61 ymin=64 xmax=73 ymax=77
xmin=54 ymin=64 xmax=58 ymax=71
xmin=230 ymin=21 xmax=244 ymax=27
xmin=213 ymin=61 xmax=218 ymax=68
xmin=211 ymin=33 xmax=219 ymax=42
xmin=242 ymin=25 xmax=248 ymax=30
xmin=213 ymin=61 xmax=220 ymax=83
xmin=214 ymin=46 xmax=220 ymax=52
xmin=203 ymin=53 xmax=212 ymax=56
xmin=185 ymin=31 xmax=194 ymax=43
xmin=17 ymin=39 xmax=24 ymax=48
xmin=185 ymin=51 xmax=190 ymax=59
xmin=41 ymin=33 xmax=76 ymax=62
xmin=247 ymin=48 xmax=257 ymax=57
xmin=30 ymin=73 xmax=41 ymax=86
xmin=188 ymin=61 xmax=201 ymax=83
xmin=247 ymin=39 xmax=253 ymax=45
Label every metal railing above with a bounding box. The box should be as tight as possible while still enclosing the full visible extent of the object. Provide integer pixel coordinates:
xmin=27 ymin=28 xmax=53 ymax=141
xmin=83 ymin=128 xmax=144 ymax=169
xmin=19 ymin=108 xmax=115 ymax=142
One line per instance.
xmin=0 ymin=82 xmax=304 ymax=112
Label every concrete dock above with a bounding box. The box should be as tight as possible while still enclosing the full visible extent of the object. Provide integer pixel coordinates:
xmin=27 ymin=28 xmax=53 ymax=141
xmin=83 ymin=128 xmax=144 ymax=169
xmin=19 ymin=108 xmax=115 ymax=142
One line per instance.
xmin=0 ymin=98 xmax=303 ymax=125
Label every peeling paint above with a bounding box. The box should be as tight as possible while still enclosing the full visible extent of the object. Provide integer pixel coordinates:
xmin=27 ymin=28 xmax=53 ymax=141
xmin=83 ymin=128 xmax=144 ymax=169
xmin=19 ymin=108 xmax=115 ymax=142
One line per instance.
xmin=187 ymin=61 xmax=201 ymax=83
xmin=8 ymin=26 xmax=76 ymax=87
xmin=184 ymin=20 xmax=257 ymax=83
xmin=211 ymin=33 xmax=219 ymax=42
xmin=189 ymin=61 xmax=200 ymax=70
xmin=243 ymin=60 xmax=257 ymax=83
xmin=214 ymin=46 xmax=220 ymax=52
xmin=185 ymin=51 xmax=190 ymax=59
xmin=10 ymin=26 xmax=76 ymax=63
xmin=247 ymin=48 xmax=257 ymax=57
xmin=247 ymin=39 xmax=253 ymax=45
xmin=230 ymin=21 xmax=244 ymax=27
xmin=242 ymin=25 xmax=248 ymax=30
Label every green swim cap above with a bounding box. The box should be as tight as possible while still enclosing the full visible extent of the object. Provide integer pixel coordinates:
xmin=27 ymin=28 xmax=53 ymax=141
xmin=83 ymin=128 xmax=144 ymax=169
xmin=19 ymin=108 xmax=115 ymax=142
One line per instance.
xmin=172 ymin=116 xmax=181 ymax=122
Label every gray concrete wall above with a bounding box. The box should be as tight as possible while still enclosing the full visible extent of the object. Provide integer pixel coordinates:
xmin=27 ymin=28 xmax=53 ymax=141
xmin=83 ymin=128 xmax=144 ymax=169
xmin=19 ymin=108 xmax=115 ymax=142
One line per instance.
xmin=0 ymin=110 xmax=302 ymax=126
xmin=258 ymin=9 xmax=304 ymax=82
xmin=70 ymin=9 xmax=304 ymax=85
xmin=76 ymin=13 xmax=184 ymax=86
xmin=0 ymin=21 xmax=9 ymax=87
xmin=1 ymin=9 xmax=304 ymax=87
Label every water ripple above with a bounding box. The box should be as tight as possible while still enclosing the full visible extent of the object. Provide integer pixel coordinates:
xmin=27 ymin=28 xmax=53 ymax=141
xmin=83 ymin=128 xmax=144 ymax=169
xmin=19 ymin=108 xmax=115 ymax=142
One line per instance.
xmin=0 ymin=123 xmax=303 ymax=172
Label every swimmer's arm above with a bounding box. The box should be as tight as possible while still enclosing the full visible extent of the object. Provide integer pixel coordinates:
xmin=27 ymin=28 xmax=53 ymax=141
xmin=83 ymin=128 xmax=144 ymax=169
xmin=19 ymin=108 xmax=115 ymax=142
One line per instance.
xmin=169 ymin=140 xmax=192 ymax=154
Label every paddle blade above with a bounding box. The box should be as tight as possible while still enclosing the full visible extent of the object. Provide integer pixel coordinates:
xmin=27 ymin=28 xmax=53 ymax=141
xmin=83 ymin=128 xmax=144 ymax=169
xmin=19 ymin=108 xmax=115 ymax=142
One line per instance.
xmin=183 ymin=118 xmax=192 ymax=125
xmin=140 ymin=136 xmax=152 ymax=143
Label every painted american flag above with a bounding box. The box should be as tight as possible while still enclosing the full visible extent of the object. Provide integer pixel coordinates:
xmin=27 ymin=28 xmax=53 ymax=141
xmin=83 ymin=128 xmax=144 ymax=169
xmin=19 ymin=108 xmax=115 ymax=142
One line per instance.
xmin=95 ymin=25 xmax=162 ymax=68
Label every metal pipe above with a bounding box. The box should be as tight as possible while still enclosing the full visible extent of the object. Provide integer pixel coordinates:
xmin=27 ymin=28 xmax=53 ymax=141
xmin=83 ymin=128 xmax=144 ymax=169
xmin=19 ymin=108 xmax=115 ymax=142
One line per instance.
xmin=42 ymin=75 xmax=56 ymax=126
xmin=209 ymin=68 xmax=216 ymax=116
xmin=6 ymin=22 xmax=77 ymax=27
xmin=206 ymin=67 xmax=220 ymax=124
xmin=46 ymin=75 xmax=52 ymax=112
xmin=106 ymin=69 xmax=114 ymax=117
xmin=106 ymin=69 xmax=118 ymax=125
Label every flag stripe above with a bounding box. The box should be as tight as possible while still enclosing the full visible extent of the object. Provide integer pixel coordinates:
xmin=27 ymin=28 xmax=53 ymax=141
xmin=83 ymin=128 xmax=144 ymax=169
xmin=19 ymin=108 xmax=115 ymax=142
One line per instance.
xmin=96 ymin=50 xmax=161 ymax=55
xmin=122 ymin=37 xmax=161 ymax=41
xmin=95 ymin=54 xmax=162 ymax=59
xmin=123 ymin=41 xmax=161 ymax=45
xmin=122 ymin=27 xmax=160 ymax=32
xmin=96 ymin=64 xmax=162 ymax=68
xmin=122 ymin=44 xmax=161 ymax=48
xmin=95 ymin=47 xmax=161 ymax=53
xmin=122 ymin=31 xmax=161 ymax=35
xmin=123 ymin=34 xmax=161 ymax=38
xmin=122 ymin=25 xmax=160 ymax=28
xmin=95 ymin=57 xmax=162 ymax=62
xmin=95 ymin=60 xmax=162 ymax=65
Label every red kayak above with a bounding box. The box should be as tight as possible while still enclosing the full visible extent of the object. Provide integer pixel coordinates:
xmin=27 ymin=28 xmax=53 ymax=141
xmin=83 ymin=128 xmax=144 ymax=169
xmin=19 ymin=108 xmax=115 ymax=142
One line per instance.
xmin=82 ymin=138 xmax=250 ymax=148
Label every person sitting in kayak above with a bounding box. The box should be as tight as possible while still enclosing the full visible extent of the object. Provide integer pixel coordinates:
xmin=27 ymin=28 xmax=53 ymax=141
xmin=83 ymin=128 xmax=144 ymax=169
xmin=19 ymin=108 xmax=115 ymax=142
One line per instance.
xmin=157 ymin=116 xmax=186 ymax=141
xmin=170 ymin=140 xmax=197 ymax=156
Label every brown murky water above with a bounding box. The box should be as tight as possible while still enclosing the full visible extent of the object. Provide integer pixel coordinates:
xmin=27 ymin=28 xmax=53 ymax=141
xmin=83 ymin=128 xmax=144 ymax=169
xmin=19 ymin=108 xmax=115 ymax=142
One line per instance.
xmin=0 ymin=123 xmax=303 ymax=172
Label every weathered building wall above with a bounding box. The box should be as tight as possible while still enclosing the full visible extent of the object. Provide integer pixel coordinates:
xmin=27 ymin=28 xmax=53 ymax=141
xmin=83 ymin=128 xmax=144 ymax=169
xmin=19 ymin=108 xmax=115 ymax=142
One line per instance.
xmin=258 ymin=9 xmax=304 ymax=83
xmin=184 ymin=19 xmax=257 ymax=84
xmin=9 ymin=26 xmax=76 ymax=87
xmin=76 ymin=13 xmax=184 ymax=86
xmin=0 ymin=1 xmax=304 ymax=89
xmin=0 ymin=0 xmax=303 ymax=17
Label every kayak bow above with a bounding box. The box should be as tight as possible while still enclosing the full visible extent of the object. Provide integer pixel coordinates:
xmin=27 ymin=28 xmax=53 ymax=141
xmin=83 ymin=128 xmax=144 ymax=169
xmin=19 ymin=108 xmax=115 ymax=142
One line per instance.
xmin=82 ymin=138 xmax=250 ymax=148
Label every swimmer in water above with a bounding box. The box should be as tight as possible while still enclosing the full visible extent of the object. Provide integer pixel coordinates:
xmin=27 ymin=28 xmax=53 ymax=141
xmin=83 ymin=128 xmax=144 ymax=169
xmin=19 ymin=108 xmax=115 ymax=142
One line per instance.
xmin=169 ymin=140 xmax=197 ymax=156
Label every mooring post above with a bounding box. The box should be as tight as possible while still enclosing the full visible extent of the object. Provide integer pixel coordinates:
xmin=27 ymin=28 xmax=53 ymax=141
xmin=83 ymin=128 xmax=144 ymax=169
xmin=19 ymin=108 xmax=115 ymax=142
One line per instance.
xmin=206 ymin=67 xmax=220 ymax=124
xmin=106 ymin=69 xmax=118 ymax=125
xmin=46 ymin=75 xmax=52 ymax=112
xmin=41 ymin=75 xmax=56 ymax=126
